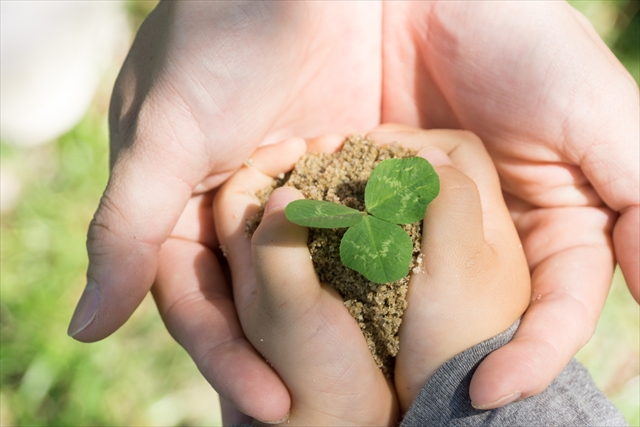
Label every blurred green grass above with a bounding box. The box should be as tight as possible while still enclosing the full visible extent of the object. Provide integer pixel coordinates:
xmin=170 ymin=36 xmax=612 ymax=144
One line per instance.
xmin=1 ymin=109 xmax=221 ymax=426
xmin=1 ymin=1 xmax=638 ymax=426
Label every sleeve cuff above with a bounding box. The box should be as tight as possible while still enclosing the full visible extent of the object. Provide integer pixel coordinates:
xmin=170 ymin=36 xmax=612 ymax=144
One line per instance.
xmin=400 ymin=319 xmax=627 ymax=426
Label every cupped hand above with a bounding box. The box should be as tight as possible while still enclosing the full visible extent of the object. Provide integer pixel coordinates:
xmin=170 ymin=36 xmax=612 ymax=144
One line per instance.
xmin=381 ymin=2 xmax=638 ymax=408
xmin=214 ymin=137 xmax=399 ymax=426
xmin=366 ymin=127 xmax=531 ymax=411
xmin=68 ymin=2 xmax=381 ymax=422
xmin=70 ymin=0 xmax=639 ymax=420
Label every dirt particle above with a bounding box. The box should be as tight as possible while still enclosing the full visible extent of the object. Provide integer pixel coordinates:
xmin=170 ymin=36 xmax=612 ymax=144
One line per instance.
xmin=220 ymin=245 xmax=229 ymax=258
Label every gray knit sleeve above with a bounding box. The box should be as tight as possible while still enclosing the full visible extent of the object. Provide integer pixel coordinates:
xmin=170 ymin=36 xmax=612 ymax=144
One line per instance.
xmin=400 ymin=320 xmax=628 ymax=427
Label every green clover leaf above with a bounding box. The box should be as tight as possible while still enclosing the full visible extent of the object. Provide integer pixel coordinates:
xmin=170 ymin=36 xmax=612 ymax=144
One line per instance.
xmin=365 ymin=157 xmax=440 ymax=224
xmin=284 ymin=156 xmax=440 ymax=284
xmin=340 ymin=216 xmax=412 ymax=284
xmin=285 ymin=199 xmax=364 ymax=228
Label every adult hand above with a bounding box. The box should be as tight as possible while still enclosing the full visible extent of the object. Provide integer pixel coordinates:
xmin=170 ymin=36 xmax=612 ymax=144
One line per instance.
xmin=67 ymin=2 xmax=381 ymax=423
xmin=382 ymin=1 xmax=638 ymax=408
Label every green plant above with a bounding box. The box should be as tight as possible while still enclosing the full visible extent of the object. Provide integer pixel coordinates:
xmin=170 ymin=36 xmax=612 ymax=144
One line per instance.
xmin=285 ymin=157 xmax=440 ymax=284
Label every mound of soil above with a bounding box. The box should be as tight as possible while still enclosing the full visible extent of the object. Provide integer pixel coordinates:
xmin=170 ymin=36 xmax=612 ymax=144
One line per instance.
xmin=247 ymin=135 xmax=423 ymax=375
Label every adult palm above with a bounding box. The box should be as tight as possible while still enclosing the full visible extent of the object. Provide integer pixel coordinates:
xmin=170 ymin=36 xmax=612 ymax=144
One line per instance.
xmin=70 ymin=2 xmax=381 ymax=422
xmin=382 ymin=1 xmax=638 ymax=407
xmin=69 ymin=0 xmax=638 ymax=422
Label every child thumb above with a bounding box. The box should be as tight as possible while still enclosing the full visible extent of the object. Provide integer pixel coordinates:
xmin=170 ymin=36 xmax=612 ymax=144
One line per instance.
xmin=251 ymin=186 xmax=321 ymax=320
xmin=418 ymin=147 xmax=486 ymax=260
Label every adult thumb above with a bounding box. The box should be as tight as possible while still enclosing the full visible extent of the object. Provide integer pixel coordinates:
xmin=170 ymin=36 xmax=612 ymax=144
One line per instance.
xmin=68 ymin=137 xmax=207 ymax=341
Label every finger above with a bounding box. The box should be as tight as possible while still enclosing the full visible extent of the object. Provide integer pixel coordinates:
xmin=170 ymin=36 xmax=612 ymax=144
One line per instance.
xmin=248 ymin=187 xmax=399 ymax=426
xmin=418 ymin=148 xmax=486 ymax=260
xmin=367 ymin=126 xmax=514 ymax=246
xmin=153 ymin=238 xmax=291 ymax=423
xmin=69 ymin=126 xmax=212 ymax=341
xmin=419 ymin=147 xmax=528 ymax=328
xmin=219 ymin=397 xmax=252 ymax=427
xmin=170 ymin=191 xmax=218 ymax=248
xmin=470 ymin=206 xmax=616 ymax=409
xmin=470 ymin=247 xmax=614 ymax=409
xmin=615 ymin=206 xmax=640 ymax=302
xmin=368 ymin=128 xmax=528 ymax=306
xmin=367 ymin=125 xmax=498 ymax=198
xmin=215 ymin=137 xmax=306 ymax=314
xmin=417 ymin=145 xmax=524 ymax=301
xmin=251 ymin=186 xmax=320 ymax=322
xmin=305 ymin=133 xmax=345 ymax=154
xmin=396 ymin=148 xmax=529 ymax=409
xmin=395 ymin=149 xmax=487 ymax=404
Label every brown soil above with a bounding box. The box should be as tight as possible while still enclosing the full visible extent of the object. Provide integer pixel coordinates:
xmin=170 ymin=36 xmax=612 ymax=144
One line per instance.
xmin=247 ymin=135 xmax=423 ymax=376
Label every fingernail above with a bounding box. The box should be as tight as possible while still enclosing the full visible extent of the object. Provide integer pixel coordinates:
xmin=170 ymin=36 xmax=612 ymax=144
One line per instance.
xmin=472 ymin=392 xmax=521 ymax=410
xmin=265 ymin=187 xmax=299 ymax=214
xmin=256 ymin=411 xmax=290 ymax=425
xmin=67 ymin=279 xmax=100 ymax=337
xmin=418 ymin=147 xmax=452 ymax=166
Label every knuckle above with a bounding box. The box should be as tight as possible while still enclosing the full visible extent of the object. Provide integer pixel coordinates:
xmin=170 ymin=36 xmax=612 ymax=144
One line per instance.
xmin=452 ymin=129 xmax=483 ymax=146
xmin=93 ymin=193 xmax=130 ymax=231
xmin=87 ymin=193 xmax=149 ymax=252
xmin=86 ymin=218 xmax=119 ymax=256
xmin=460 ymin=129 xmax=481 ymax=142
xmin=441 ymin=170 xmax=480 ymax=200
xmin=458 ymin=245 xmax=493 ymax=278
xmin=250 ymin=222 xmax=270 ymax=247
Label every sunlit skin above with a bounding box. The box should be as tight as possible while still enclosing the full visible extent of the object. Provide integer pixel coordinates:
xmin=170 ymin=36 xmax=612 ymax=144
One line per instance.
xmin=213 ymin=136 xmax=399 ymax=426
xmin=213 ymin=128 xmax=530 ymax=425
xmin=69 ymin=2 xmax=638 ymax=424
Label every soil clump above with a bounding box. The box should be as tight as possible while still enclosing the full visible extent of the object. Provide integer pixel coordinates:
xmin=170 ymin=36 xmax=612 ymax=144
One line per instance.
xmin=247 ymin=135 xmax=423 ymax=375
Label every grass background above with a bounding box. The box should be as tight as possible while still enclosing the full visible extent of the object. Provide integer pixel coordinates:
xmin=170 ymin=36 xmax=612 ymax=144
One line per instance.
xmin=1 ymin=1 xmax=638 ymax=425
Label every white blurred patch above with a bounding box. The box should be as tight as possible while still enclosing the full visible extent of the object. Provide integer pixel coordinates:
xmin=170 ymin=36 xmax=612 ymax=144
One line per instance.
xmin=0 ymin=391 xmax=15 ymax=426
xmin=0 ymin=165 xmax=21 ymax=213
xmin=146 ymin=386 xmax=222 ymax=426
xmin=17 ymin=357 xmax=58 ymax=407
xmin=1 ymin=1 xmax=130 ymax=147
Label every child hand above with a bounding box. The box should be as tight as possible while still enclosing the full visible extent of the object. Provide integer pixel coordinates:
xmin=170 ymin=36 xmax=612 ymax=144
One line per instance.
xmin=214 ymin=137 xmax=399 ymax=426
xmin=367 ymin=125 xmax=531 ymax=412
